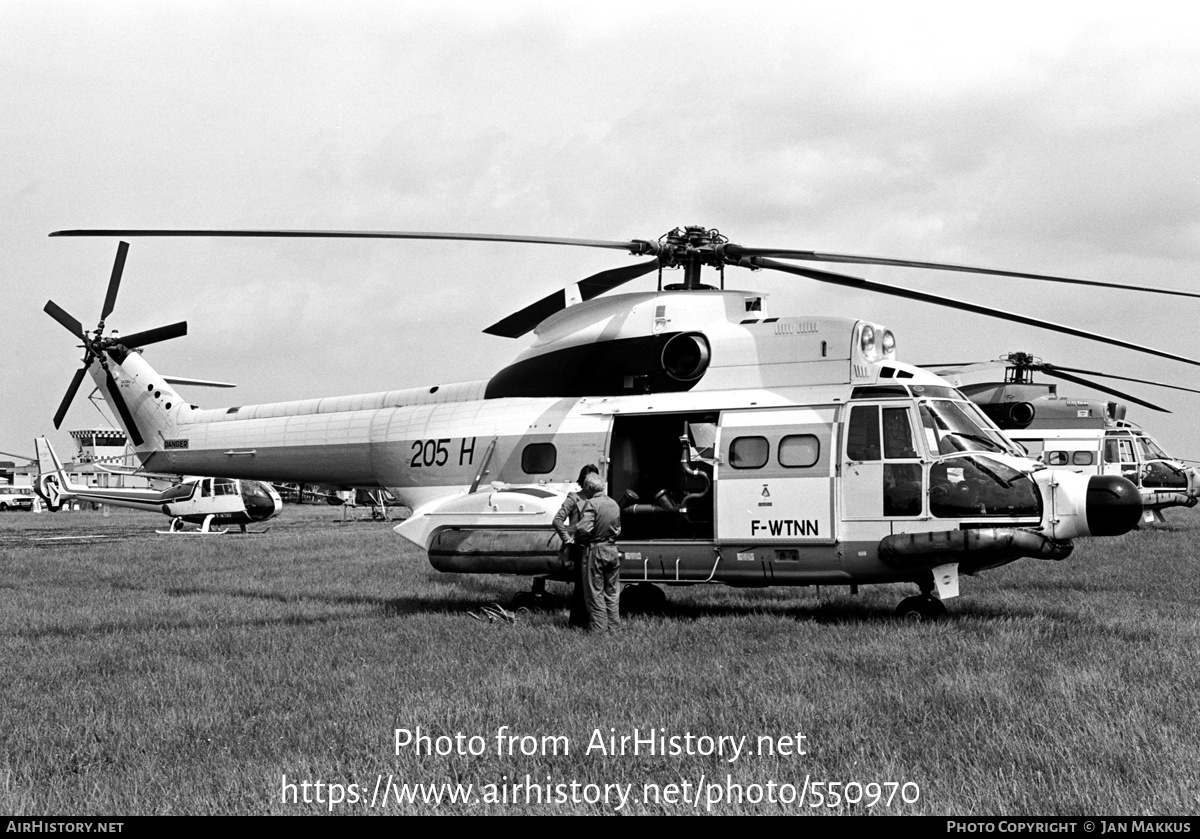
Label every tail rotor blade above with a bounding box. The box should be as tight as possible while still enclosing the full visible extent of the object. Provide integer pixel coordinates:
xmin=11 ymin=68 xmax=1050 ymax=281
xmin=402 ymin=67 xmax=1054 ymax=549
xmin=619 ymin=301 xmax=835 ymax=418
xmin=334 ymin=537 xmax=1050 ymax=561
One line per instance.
xmin=103 ymin=368 xmax=144 ymax=445
xmin=117 ymin=321 xmax=187 ymax=348
xmin=53 ymin=366 xmax=89 ymax=429
xmin=101 ymin=241 xmax=129 ymax=321
xmin=43 ymin=301 xmax=87 ymax=342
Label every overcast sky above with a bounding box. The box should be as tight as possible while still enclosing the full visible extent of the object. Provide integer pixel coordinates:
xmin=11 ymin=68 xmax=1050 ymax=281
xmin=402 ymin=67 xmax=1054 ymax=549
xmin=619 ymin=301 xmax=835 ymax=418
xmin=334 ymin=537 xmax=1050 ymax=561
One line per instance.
xmin=3 ymin=1 xmax=1200 ymax=468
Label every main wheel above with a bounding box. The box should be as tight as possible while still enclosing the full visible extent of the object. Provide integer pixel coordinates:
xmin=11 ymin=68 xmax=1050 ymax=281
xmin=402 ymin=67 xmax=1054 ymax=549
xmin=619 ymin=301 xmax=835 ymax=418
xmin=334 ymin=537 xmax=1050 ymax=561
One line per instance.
xmin=510 ymin=589 xmax=561 ymax=611
xmin=895 ymin=595 xmax=948 ymax=622
xmin=619 ymin=583 xmax=667 ymax=614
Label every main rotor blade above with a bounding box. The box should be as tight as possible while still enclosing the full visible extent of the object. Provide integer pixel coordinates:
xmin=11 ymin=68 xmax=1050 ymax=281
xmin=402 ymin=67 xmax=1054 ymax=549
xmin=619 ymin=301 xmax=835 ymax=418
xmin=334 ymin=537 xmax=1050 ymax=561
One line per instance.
xmin=0 ymin=450 xmax=36 ymax=463
xmin=750 ymin=257 xmax=1200 ymax=369
xmin=1041 ymin=363 xmax=1200 ymax=396
xmin=104 ymin=368 xmax=143 ymax=445
xmin=54 ymin=366 xmax=89 ymax=429
xmin=727 ymin=246 xmax=1200 ymax=300
xmin=1038 ymin=368 xmax=1169 ymax=413
xmin=918 ymin=361 xmax=1001 ymax=374
xmin=101 ymin=241 xmax=129 ymax=320
xmin=484 ymin=258 xmax=661 ymax=338
xmin=43 ymin=300 xmax=87 ymax=341
xmin=51 ymin=229 xmax=657 ymax=255
xmin=118 ymin=321 xmax=188 ymax=348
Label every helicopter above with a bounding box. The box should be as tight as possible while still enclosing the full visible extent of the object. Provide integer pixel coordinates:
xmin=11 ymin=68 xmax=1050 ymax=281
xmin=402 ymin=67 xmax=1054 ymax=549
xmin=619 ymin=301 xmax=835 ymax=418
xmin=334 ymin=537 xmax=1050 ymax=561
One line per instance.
xmin=926 ymin=352 xmax=1200 ymax=522
xmin=41 ymin=225 xmax=1200 ymax=618
xmin=33 ymin=436 xmax=282 ymax=533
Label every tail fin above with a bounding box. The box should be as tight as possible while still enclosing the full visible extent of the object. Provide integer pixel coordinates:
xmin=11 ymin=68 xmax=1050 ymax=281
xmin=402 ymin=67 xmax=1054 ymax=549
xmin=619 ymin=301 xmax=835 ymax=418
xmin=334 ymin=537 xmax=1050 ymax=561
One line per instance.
xmin=34 ymin=437 xmax=81 ymax=509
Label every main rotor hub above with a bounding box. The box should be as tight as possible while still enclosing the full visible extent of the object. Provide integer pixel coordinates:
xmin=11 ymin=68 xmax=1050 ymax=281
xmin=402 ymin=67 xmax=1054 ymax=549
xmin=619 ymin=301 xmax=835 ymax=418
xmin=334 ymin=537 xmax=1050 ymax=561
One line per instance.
xmin=1003 ymin=352 xmax=1041 ymax=384
xmin=656 ymin=226 xmax=728 ymax=269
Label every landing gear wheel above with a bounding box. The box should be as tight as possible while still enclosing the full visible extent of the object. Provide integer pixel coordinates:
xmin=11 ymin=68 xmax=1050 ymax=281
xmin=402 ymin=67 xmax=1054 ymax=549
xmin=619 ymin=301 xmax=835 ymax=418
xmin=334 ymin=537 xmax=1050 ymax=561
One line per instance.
xmin=510 ymin=591 xmax=538 ymax=611
xmin=510 ymin=588 xmax=560 ymax=611
xmin=895 ymin=595 xmax=948 ymax=622
xmin=619 ymin=583 xmax=666 ymax=614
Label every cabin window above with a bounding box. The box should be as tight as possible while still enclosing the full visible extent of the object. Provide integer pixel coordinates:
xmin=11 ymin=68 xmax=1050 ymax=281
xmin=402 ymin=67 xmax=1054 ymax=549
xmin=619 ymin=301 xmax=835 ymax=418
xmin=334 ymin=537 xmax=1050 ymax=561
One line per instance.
xmin=1104 ymin=439 xmax=1137 ymax=464
xmin=882 ymin=407 xmax=917 ymax=459
xmin=1046 ymin=451 xmax=1069 ymax=466
xmin=779 ymin=435 xmax=820 ymax=468
xmin=521 ymin=443 xmax=557 ymax=475
xmin=846 ymin=406 xmax=881 ymax=461
xmin=687 ymin=421 xmax=718 ymax=461
xmin=1072 ymin=451 xmax=1094 ymax=466
xmin=729 ymin=436 xmax=770 ymax=469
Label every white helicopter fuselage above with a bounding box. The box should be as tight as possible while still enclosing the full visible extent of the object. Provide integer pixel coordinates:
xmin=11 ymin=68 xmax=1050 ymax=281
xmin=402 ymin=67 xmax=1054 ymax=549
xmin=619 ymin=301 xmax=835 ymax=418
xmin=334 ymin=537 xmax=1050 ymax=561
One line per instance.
xmin=83 ymin=290 xmax=1141 ymax=593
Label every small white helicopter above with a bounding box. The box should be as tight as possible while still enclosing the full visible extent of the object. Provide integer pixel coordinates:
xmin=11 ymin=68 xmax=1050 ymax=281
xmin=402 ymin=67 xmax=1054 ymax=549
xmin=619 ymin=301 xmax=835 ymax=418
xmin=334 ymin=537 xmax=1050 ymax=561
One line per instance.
xmin=41 ymin=226 xmax=1200 ymax=617
xmin=927 ymin=352 xmax=1200 ymax=522
xmin=34 ymin=436 xmax=281 ymax=533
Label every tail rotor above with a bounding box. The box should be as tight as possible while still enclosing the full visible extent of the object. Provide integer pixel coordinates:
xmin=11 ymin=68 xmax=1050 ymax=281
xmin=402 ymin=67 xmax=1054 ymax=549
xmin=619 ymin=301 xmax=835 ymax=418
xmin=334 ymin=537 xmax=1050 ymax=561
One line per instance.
xmin=44 ymin=241 xmax=187 ymax=437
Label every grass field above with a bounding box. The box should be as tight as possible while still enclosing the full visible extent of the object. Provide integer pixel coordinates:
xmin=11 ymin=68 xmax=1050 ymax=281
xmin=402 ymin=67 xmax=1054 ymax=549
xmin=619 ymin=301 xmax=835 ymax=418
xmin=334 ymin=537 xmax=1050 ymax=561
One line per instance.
xmin=1 ymin=504 xmax=1197 ymax=815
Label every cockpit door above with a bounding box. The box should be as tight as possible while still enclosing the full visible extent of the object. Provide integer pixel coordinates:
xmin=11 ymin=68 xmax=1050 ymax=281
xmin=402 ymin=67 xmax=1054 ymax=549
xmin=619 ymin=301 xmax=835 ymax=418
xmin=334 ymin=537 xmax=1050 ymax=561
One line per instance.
xmin=841 ymin=402 xmax=924 ymax=520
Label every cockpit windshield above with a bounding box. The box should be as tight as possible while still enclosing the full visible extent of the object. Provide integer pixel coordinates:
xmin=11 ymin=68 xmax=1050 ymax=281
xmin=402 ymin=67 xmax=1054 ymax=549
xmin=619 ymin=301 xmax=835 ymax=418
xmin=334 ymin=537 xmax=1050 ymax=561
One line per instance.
xmin=1136 ymin=435 xmax=1170 ymax=461
xmin=929 ymin=454 xmax=1041 ymax=518
xmin=919 ymin=400 xmax=1018 ymax=457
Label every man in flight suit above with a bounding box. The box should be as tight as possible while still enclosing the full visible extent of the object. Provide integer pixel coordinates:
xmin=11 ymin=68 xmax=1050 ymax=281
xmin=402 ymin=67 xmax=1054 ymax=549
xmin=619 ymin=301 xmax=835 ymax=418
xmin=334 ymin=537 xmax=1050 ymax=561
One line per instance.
xmin=574 ymin=473 xmax=622 ymax=633
xmin=553 ymin=464 xmax=599 ymax=628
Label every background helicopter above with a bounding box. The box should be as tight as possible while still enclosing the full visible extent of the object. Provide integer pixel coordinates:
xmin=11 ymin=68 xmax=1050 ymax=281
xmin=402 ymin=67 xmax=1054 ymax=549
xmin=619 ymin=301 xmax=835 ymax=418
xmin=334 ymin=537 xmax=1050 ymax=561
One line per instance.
xmin=34 ymin=436 xmax=282 ymax=533
xmin=926 ymin=352 xmax=1200 ymax=521
xmin=38 ymin=225 xmax=1200 ymax=616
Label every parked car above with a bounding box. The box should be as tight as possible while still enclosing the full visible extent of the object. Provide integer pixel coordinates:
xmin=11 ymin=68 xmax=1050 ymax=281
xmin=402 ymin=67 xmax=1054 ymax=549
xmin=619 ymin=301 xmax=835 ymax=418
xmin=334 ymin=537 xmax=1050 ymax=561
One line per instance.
xmin=0 ymin=486 xmax=36 ymax=511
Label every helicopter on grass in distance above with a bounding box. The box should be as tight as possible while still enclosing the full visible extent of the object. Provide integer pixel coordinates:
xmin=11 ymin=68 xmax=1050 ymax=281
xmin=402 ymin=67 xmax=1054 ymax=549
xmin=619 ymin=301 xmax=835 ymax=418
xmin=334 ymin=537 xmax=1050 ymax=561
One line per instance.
xmin=926 ymin=352 xmax=1200 ymax=523
xmin=40 ymin=225 xmax=1200 ymax=618
xmin=33 ymin=436 xmax=281 ymax=533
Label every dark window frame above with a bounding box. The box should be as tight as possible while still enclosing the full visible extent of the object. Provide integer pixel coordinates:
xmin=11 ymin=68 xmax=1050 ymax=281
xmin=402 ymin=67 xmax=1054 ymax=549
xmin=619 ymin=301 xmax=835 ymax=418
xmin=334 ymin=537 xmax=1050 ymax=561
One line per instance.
xmin=521 ymin=443 xmax=557 ymax=475
xmin=729 ymin=435 xmax=770 ymax=470
xmin=779 ymin=434 xmax=821 ymax=468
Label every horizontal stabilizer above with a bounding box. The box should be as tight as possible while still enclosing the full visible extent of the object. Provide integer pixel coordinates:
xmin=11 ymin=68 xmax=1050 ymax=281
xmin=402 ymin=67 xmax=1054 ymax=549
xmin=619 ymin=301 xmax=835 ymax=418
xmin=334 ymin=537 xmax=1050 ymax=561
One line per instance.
xmin=162 ymin=375 xmax=236 ymax=388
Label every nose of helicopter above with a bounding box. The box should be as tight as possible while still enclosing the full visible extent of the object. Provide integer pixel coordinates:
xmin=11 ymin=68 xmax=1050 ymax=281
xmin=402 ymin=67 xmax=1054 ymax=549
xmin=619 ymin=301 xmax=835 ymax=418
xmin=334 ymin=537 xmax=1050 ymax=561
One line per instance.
xmin=1086 ymin=475 xmax=1143 ymax=536
xmin=1187 ymin=466 xmax=1200 ymax=502
xmin=241 ymin=481 xmax=283 ymax=522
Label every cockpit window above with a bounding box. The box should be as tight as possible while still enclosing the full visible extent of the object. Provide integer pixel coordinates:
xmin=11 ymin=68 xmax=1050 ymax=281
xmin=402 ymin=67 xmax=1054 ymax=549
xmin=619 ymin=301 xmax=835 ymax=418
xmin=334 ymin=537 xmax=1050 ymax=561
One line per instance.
xmin=1136 ymin=436 xmax=1169 ymax=461
xmin=920 ymin=400 xmax=1014 ymax=456
xmin=929 ymin=455 xmax=1040 ymax=518
xmin=241 ymin=481 xmax=272 ymax=500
